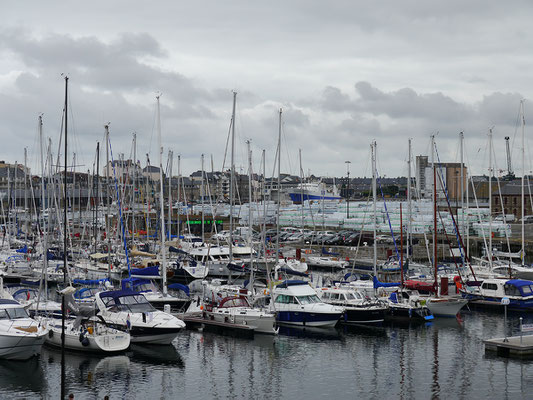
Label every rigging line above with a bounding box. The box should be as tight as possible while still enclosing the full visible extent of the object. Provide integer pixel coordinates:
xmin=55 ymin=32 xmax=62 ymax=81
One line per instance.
xmin=435 ymin=142 xmax=478 ymax=281
xmin=376 ymin=170 xmax=401 ymax=263
xmin=108 ymin=136 xmax=132 ymax=278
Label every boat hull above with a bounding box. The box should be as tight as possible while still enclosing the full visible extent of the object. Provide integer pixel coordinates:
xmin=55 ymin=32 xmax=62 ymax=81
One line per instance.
xmin=276 ymin=311 xmax=341 ymax=327
xmin=0 ymin=333 xmax=47 ymax=360
xmin=426 ymin=298 xmax=467 ymax=317
xmin=342 ymin=307 xmax=387 ymax=324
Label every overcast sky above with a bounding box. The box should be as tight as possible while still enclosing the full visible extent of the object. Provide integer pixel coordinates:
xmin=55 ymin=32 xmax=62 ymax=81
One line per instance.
xmin=1 ymin=1 xmax=532 ymax=180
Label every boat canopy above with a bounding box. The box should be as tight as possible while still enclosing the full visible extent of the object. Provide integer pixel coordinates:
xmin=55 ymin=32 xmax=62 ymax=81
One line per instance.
xmin=169 ymin=246 xmax=188 ymax=255
xmin=505 ymin=280 xmax=533 ymax=296
xmin=131 ymin=266 xmax=160 ymax=278
xmin=373 ymin=276 xmax=400 ymax=289
xmin=168 ymin=283 xmax=190 ymax=296
xmin=89 ymin=252 xmax=108 ymax=260
xmin=16 ymin=245 xmax=28 ymax=254
xmin=403 ymin=280 xmax=437 ymax=293
xmin=277 ymin=280 xmax=309 ymax=289
xmin=99 ymin=289 xmax=140 ymax=302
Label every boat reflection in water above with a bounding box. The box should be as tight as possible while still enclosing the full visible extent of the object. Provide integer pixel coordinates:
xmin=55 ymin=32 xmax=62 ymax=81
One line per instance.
xmin=0 ymin=357 xmax=44 ymax=395
xmin=277 ymin=325 xmax=341 ymax=340
xmin=129 ymin=344 xmax=185 ymax=368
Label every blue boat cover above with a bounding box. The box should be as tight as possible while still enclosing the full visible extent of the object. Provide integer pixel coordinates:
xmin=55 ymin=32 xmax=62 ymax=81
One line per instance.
xmin=276 ymin=280 xmax=309 ymax=288
xmin=373 ymin=276 xmax=400 ymax=289
xmin=99 ymin=289 xmax=139 ymax=301
xmin=277 ymin=267 xmax=308 ymax=277
xmin=16 ymin=245 xmax=28 ymax=254
xmin=20 ymin=280 xmax=40 ymax=286
xmin=169 ymin=246 xmax=188 ymax=254
xmin=506 ymin=279 xmax=533 ymax=288
xmin=131 ymin=266 xmax=160 ymax=277
xmin=168 ymin=283 xmax=190 ymax=296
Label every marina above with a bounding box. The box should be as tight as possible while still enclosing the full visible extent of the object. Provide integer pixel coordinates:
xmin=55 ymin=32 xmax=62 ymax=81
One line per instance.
xmin=3 ymin=2 xmax=533 ymax=398
xmin=0 ymin=311 xmax=531 ymax=399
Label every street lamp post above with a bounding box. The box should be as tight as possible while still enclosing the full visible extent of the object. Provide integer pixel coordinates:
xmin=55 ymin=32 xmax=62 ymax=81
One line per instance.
xmin=345 ymin=160 xmax=351 ymax=219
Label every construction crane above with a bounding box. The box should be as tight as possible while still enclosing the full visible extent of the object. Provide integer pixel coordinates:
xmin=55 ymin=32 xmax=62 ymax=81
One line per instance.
xmin=503 ymin=136 xmax=515 ymax=180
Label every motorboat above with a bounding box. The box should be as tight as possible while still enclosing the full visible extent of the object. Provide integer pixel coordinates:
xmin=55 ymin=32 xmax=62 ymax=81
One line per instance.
xmin=0 ymin=299 xmax=48 ymax=360
xmin=121 ymin=277 xmax=192 ymax=314
xmin=95 ymin=289 xmax=185 ymax=345
xmin=460 ymin=278 xmax=533 ymax=310
xmin=317 ymin=286 xmax=388 ymax=324
xmin=270 ymin=280 xmax=343 ymax=327
xmin=202 ymin=290 xmax=277 ymax=334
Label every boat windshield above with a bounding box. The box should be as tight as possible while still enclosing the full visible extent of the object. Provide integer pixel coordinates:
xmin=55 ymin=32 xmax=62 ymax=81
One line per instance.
xmin=0 ymin=307 xmax=30 ymax=319
xmin=297 ymin=295 xmax=321 ymax=305
xmin=108 ymin=295 xmax=156 ymax=313
xmin=345 ymin=292 xmax=364 ymax=300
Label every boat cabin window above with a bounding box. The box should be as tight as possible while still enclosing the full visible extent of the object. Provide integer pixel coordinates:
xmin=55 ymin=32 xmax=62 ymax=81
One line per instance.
xmin=521 ymin=285 xmax=533 ymax=295
xmin=220 ymin=297 xmax=249 ymax=308
xmin=105 ymin=295 xmax=155 ymax=313
xmin=329 ymin=293 xmax=341 ymax=301
xmin=345 ymin=292 xmax=363 ymax=300
xmin=0 ymin=310 xmax=7 ymax=319
xmin=275 ymin=295 xmax=298 ymax=304
xmin=297 ymin=295 xmax=321 ymax=305
xmin=4 ymin=307 xmax=29 ymax=319
xmin=504 ymin=284 xmax=521 ymax=296
xmin=482 ymin=283 xmax=498 ymax=291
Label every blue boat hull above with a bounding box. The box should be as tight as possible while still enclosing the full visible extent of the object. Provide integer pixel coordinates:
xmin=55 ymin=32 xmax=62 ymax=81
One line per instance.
xmin=461 ymin=293 xmax=533 ymax=311
xmin=276 ymin=311 xmax=341 ymax=327
xmin=288 ymin=193 xmax=340 ymax=202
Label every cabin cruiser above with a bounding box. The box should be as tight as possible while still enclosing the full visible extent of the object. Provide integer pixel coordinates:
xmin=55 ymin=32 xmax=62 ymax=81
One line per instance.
xmin=0 ymin=299 xmax=48 ymax=360
xmin=317 ymin=286 xmax=388 ymax=324
xmin=95 ymin=290 xmax=185 ymax=345
xmin=460 ymin=278 xmax=533 ymax=310
xmin=270 ymin=280 xmax=343 ymax=327
xmin=202 ymin=290 xmax=277 ymax=334
xmin=121 ymin=277 xmax=192 ymax=313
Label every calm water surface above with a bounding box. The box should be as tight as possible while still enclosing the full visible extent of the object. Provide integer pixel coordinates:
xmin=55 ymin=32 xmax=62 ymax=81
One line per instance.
xmin=2 ymin=311 xmax=533 ymax=399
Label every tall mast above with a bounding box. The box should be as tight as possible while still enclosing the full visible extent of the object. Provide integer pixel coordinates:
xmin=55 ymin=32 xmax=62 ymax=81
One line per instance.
xmin=229 ymin=92 xmax=237 ymax=262
xmin=156 ymin=94 xmax=167 ymax=295
xmin=177 ymin=155 xmax=181 ymax=241
xmin=488 ymin=129 xmax=493 ymax=268
xmin=105 ymin=125 xmax=111 ymax=279
xmin=201 ymin=153 xmax=205 ymax=242
xmin=299 ymin=149 xmax=304 ymax=228
xmin=407 ymin=138 xmax=412 ymax=264
xmin=133 ymin=133 xmax=137 ymax=241
xmin=372 ymin=141 xmax=377 ymax=277
xmin=432 ymin=135 xmax=438 ymax=296
xmin=168 ymin=150 xmax=173 ymax=241
xmin=275 ymin=108 xmax=282 ymax=279
xmin=39 ymin=115 xmax=48 ymax=276
xmin=247 ymin=140 xmax=254 ymax=290
xmin=460 ymin=132 xmax=465 ymax=250
xmin=95 ymin=143 xmax=100 ymax=254
xmin=522 ymin=100 xmax=526 ymax=265
xmin=24 ymin=148 xmax=28 ymax=247
xmin=61 ymin=75 xmax=68 ymax=400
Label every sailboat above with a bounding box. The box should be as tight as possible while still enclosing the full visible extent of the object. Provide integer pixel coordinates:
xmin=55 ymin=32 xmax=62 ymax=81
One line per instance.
xmin=425 ymin=136 xmax=467 ymax=317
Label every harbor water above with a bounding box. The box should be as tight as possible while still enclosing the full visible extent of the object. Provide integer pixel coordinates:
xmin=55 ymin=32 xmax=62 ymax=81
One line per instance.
xmin=1 ymin=310 xmax=533 ymax=399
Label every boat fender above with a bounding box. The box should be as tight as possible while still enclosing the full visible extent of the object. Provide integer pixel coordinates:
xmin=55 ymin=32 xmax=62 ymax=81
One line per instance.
xmin=48 ymin=330 xmax=54 ymax=339
xmin=225 ymin=316 xmax=229 ymax=323
xmin=81 ymin=336 xmax=90 ymax=347
xmin=142 ymin=313 xmax=146 ymax=323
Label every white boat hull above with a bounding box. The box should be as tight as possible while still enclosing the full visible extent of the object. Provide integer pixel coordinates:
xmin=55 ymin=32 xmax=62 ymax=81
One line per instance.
xmin=426 ymin=297 xmax=467 ymax=317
